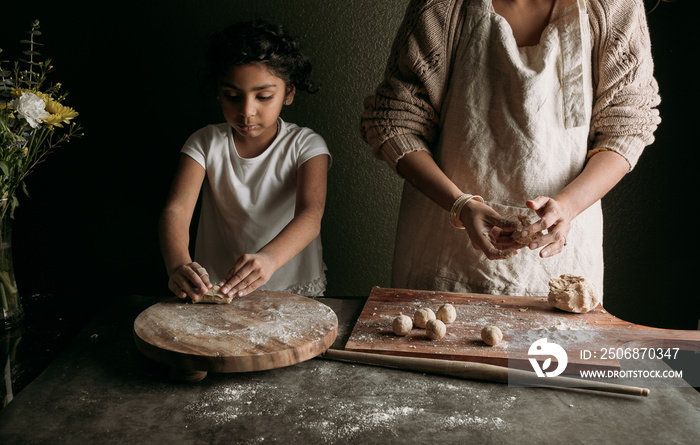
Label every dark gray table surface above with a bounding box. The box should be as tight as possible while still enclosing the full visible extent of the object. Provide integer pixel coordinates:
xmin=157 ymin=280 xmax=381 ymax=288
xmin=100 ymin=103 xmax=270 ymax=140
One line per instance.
xmin=0 ymin=295 xmax=699 ymax=444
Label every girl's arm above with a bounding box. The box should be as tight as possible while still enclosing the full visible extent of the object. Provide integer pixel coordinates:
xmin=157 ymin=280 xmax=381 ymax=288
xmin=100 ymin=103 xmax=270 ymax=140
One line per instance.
xmin=158 ymin=154 xmax=211 ymax=300
xmin=219 ymin=153 xmax=330 ymax=297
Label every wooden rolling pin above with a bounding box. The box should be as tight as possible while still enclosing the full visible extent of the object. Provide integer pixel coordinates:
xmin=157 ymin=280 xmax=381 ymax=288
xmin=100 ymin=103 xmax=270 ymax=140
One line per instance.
xmin=320 ymin=349 xmax=650 ymax=397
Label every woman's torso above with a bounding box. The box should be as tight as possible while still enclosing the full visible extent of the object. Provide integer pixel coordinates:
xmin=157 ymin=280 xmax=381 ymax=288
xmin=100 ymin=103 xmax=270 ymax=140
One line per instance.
xmin=392 ymin=0 xmax=604 ymax=297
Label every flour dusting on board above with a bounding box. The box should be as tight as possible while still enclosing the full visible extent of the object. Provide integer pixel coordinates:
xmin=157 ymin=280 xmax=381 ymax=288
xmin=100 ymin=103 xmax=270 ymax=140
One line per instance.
xmin=153 ymin=293 xmax=337 ymax=356
xmin=346 ymin=292 xmax=606 ymax=360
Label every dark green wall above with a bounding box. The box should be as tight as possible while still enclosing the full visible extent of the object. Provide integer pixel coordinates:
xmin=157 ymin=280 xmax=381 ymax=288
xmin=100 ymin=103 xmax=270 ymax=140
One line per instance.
xmin=1 ymin=0 xmax=697 ymax=330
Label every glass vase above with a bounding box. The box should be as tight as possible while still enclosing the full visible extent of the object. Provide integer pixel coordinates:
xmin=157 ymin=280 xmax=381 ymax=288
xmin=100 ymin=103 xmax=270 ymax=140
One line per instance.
xmin=0 ymin=217 xmax=23 ymax=329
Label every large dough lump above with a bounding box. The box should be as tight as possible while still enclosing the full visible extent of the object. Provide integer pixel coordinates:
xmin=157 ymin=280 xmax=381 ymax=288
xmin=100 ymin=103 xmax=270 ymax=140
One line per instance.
xmin=547 ymin=274 xmax=600 ymax=313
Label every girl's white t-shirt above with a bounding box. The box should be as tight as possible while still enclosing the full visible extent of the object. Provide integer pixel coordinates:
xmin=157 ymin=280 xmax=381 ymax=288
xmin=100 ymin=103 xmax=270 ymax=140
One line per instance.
xmin=181 ymin=118 xmax=331 ymax=296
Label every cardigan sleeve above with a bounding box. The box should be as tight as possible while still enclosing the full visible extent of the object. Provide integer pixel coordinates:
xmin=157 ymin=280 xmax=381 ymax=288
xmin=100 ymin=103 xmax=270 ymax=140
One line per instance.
xmin=587 ymin=0 xmax=661 ymax=170
xmin=360 ymin=0 xmax=461 ymax=171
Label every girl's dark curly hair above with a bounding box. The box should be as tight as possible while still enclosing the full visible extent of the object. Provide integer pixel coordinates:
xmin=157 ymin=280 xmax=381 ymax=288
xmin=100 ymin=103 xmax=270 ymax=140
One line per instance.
xmin=206 ymin=19 xmax=316 ymax=93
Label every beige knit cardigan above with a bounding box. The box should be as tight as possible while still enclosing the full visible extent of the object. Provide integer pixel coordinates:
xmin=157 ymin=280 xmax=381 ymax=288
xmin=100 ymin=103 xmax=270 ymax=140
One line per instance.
xmin=361 ymin=0 xmax=661 ymax=171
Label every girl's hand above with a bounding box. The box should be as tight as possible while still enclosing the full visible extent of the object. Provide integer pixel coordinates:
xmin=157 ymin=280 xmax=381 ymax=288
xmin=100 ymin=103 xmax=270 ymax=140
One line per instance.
xmin=168 ymin=262 xmax=212 ymax=301
xmin=522 ymin=196 xmax=572 ymax=258
xmin=460 ymin=200 xmax=521 ymax=260
xmin=220 ymin=253 xmax=276 ymax=298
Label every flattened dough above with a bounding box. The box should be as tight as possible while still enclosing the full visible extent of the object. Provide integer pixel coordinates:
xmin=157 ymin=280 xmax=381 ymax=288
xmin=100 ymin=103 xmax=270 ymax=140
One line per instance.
xmin=193 ymin=285 xmax=233 ymax=304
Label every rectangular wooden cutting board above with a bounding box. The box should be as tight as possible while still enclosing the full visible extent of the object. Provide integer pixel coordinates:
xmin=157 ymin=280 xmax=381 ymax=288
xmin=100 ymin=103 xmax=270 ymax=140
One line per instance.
xmin=344 ymin=287 xmax=700 ymax=374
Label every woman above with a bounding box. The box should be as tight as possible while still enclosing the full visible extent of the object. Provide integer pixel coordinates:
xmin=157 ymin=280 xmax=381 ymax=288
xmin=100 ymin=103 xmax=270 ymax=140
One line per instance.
xmin=360 ymin=0 xmax=660 ymax=296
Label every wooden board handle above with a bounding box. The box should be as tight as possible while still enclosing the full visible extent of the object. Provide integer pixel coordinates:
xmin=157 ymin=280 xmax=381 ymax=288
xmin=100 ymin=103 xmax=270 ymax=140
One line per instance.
xmin=320 ymin=349 xmax=650 ymax=397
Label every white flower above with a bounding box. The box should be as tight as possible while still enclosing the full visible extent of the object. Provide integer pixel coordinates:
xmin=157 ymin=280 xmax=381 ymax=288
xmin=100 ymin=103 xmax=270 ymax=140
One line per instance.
xmin=10 ymin=92 xmax=50 ymax=128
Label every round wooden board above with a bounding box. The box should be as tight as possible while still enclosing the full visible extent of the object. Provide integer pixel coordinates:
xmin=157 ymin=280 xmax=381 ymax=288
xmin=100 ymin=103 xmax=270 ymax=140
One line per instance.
xmin=133 ymin=290 xmax=338 ymax=373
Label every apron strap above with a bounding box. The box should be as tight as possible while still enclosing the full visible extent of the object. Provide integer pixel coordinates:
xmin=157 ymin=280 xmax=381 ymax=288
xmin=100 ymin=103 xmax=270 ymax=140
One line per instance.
xmin=556 ymin=0 xmax=589 ymax=128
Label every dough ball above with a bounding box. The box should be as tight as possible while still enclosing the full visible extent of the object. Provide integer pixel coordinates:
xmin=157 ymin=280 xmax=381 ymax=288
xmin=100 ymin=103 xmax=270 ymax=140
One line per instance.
xmin=426 ymin=319 xmax=446 ymax=340
xmin=413 ymin=307 xmax=436 ymax=328
xmin=548 ymin=274 xmax=600 ymax=313
xmin=436 ymin=303 xmax=457 ymax=324
xmin=193 ymin=285 xmax=233 ymax=304
xmin=512 ymin=215 xmax=544 ymax=245
xmin=392 ymin=313 xmax=413 ymax=336
xmin=481 ymin=326 xmax=503 ymax=346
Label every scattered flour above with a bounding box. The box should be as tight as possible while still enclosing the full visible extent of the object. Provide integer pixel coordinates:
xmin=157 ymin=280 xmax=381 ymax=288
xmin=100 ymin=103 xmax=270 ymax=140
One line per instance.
xmin=445 ymin=414 xmax=506 ymax=429
xmin=184 ymin=362 xmax=516 ymax=443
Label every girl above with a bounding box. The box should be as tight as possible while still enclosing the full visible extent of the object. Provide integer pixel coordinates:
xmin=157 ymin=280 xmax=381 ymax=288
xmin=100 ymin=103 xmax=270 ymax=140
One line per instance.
xmin=361 ymin=0 xmax=660 ymax=296
xmin=160 ymin=19 xmax=331 ymax=300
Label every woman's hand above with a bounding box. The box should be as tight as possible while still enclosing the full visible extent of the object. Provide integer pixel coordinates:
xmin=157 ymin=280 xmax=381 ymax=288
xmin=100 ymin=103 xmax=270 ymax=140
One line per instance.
xmin=521 ymin=196 xmax=572 ymax=258
xmin=167 ymin=262 xmax=212 ymax=301
xmin=518 ymin=150 xmax=630 ymax=258
xmin=219 ymin=253 xmax=276 ymax=298
xmin=460 ymin=199 xmax=521 ymax=260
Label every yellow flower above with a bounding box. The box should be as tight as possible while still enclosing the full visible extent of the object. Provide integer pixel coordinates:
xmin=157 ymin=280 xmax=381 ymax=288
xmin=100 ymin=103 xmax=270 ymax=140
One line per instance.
xmin=43 ymin=97 xmax=78 ymax=127
xmin=10 ymin=88 xmax=33 ymax=99
xmin=10 ymin=87 xmax=78 ymax=127
xmin=0 ymin=101 xmax=15 ymax=121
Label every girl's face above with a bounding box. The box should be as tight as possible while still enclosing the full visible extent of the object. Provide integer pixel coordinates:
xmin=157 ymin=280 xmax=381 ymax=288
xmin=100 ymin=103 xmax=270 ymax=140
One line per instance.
xmin=217 ymin=63 xmax=294 ymax=148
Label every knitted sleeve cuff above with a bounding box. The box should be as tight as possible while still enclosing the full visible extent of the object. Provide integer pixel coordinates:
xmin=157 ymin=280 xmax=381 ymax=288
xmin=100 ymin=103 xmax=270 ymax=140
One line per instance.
xmin=378 ymin=133 xmax=433 ymax=173
xmin=591 ymin=132 xmax=651 ymax=171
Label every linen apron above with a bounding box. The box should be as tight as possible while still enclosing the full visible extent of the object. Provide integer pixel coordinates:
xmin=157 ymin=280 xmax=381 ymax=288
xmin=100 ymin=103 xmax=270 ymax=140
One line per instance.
xmin=391 ymin=0 xmax=604 ymax=297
